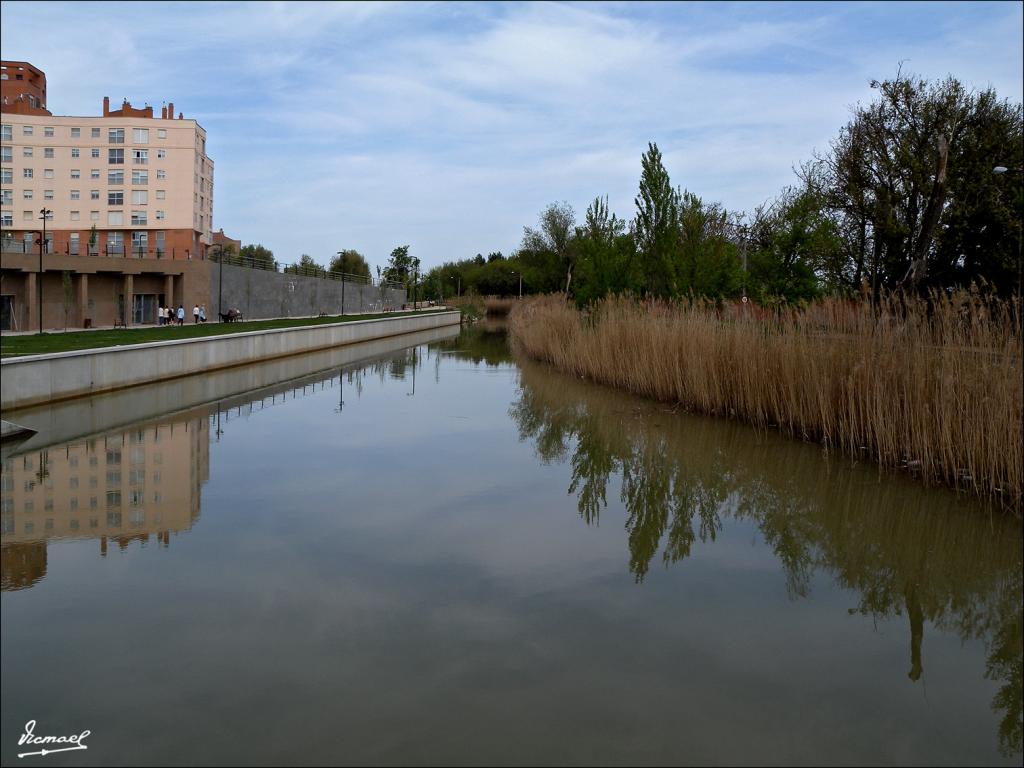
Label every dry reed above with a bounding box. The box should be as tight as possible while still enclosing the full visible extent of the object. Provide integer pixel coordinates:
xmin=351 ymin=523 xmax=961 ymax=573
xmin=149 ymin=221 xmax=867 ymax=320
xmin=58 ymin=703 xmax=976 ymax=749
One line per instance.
xmin=509 ymin=291 xmax=1023 ymax=511
xmin=484 ymin=297 xmax=517 ymax=316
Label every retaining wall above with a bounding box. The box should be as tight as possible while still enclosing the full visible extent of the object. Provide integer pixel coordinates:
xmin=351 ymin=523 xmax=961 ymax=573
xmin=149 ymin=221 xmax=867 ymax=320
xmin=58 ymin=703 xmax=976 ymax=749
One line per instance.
xmin=212 ymin=263 xmax=406 ymax=320
xmin=1 ymin=311 xmax=460 ymax=410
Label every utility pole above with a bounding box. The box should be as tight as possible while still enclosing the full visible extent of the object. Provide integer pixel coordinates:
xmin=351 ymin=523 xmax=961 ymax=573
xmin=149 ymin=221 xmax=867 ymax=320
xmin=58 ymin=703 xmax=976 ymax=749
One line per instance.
xmin=37 ymin=208 xmax=52 ymax=334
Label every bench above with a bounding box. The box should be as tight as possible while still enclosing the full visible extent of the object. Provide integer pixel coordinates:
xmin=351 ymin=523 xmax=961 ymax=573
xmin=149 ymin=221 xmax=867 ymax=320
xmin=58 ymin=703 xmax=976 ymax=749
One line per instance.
xmin=113 ymin=317 xmax=127 ymax=329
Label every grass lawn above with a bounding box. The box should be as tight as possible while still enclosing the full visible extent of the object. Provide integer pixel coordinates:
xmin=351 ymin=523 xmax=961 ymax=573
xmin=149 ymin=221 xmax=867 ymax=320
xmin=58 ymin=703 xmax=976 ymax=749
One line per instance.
xmin=0 ymin=309 xmax=452 ymax=358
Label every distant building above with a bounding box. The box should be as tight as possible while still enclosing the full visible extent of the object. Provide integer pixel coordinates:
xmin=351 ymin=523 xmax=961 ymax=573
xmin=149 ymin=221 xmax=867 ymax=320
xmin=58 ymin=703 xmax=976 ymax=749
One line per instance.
xmin=1 ymin=60 xmax=214 ymax=329
xmin=212 ymin=228 xmax=241 ymax=256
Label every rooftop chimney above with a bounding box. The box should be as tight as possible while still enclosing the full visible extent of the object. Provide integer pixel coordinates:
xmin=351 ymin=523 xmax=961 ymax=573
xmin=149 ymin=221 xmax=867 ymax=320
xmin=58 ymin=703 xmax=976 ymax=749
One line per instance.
xmin=103 ymin=96 xmax=109 ymax=116
xmin=167 ymin=102 xmax=174 ymax=120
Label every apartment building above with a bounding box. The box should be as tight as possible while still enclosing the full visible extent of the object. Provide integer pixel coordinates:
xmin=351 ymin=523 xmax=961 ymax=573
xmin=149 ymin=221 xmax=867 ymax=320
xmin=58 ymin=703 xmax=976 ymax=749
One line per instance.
xmin=0 ymin=60 xmax=213 ymax=330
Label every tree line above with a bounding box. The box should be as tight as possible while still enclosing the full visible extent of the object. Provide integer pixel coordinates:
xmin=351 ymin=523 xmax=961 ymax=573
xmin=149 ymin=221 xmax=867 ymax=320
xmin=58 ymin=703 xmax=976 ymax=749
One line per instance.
xmin=425 ymin=72 xmax=1022 ymax=304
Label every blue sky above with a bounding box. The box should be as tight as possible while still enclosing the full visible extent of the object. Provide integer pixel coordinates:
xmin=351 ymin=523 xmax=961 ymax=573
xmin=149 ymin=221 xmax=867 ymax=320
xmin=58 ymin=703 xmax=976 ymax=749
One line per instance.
xmin=2 ymin=1 xmax=1021 ymax=272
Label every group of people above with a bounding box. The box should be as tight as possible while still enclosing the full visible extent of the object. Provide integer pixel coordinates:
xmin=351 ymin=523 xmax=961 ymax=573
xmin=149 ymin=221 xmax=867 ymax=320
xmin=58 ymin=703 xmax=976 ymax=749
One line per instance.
xmin=158 ymin=304 xmax=207 ymax=326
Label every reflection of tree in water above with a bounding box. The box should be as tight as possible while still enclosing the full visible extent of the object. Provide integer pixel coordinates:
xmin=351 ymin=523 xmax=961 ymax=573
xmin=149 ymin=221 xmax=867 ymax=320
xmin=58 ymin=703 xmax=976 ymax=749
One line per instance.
xmin=429 ymin=321 xmax=513 ymax=368
xmin=512 ymin=359 xmax=1023 ymax=756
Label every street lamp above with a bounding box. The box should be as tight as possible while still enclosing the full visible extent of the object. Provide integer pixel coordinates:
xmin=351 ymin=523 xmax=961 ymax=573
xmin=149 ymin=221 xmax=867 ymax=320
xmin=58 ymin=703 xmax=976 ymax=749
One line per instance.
xmin=37 ymin=208 xmax=52 ymax=334
xmin=510 ymin=270 xmax=522 ymax=299
xmin=450 ymin=275 xmax=461 ymax=298
xmin=336 ymin=251 xmax=346 ymax=316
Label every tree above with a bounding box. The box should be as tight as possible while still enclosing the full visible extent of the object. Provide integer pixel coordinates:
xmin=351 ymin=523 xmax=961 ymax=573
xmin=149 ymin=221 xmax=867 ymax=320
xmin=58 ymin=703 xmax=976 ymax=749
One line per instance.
xmin=330 ymin=249 xmax=372 ymax=279
xmin=675 ymin=191 xmax=742 ymax=299
xmin=810 ymin=72 xmax=1022 ymax=296
xmin=383 ymin=245 xmax=415 ymax=284
xmin=285 ymin=254 xmax=325 ymax=277
xmin=633 ymin=142 xmax=680 ymax=298
xmin=88 ymin=225 xmax=98 ymax=255
xmin=522 ymin=201 xmax=577 ymax=293
xmin=573 ymin=196 xmax=636 ymax=305
xmin=239 ymin=243 xmax=276 ymax=271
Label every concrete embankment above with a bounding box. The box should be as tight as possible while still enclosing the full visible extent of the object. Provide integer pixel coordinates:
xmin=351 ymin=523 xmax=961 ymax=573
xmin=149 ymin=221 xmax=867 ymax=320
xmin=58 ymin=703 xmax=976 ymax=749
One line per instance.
xmin=1 ymin=311 xmax=461 ymax=410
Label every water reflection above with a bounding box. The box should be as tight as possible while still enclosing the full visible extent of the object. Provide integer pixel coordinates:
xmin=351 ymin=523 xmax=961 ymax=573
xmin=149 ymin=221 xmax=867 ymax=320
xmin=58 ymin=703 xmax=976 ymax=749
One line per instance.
xmin=1 ymin=417 xmax=209 ymax=590
xmin=511 ymin=358 xmax=1023 ymax=756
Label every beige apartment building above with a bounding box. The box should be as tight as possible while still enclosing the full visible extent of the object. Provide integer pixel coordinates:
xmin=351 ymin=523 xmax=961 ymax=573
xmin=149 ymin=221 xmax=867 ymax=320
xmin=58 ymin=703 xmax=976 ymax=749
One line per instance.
xmin=1 ymin=61 xmax=214 ymax=330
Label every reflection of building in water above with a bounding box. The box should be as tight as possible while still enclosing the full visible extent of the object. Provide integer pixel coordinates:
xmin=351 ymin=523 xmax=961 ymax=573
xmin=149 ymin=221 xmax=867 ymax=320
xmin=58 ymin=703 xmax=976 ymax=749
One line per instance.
xmin=1 ymin=417 xmax=209 ymax=589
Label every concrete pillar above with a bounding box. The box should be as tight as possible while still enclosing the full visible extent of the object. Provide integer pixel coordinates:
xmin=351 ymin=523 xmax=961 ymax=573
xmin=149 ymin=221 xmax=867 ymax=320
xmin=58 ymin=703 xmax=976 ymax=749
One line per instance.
xmin=26 ymin=272 xmax=37 ymax=332
xmin=78 ymin=273 xmax=89 ymax=327
xmin=124 ymin=274 xmax=134 ymax=327
xmin=164 ymin=274 xmax=174 ymax=310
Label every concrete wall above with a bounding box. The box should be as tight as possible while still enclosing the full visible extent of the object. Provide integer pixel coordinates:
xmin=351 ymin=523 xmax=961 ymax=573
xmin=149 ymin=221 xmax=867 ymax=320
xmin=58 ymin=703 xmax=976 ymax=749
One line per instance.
xmin=212 ymin=263 xmax=406 ymax=320
xmin=1 ymin=310 xmax=460 ymax=409
xmin=3 ymin=323 xmax=460 ymax=457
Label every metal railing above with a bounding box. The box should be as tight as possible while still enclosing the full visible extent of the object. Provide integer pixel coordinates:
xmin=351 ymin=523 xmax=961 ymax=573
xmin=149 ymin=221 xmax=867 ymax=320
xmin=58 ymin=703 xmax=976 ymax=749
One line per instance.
xmin=209 ymin=250 xmax=404 ymax=290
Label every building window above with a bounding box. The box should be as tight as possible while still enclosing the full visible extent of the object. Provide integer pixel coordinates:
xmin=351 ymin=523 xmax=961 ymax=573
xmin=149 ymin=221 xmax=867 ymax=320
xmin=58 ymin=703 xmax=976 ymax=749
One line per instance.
xmin=157 ymin=129 xmax=166 ymax=139
xmin=91 ymin=148 xmax=100 ymax=158
xmin=132 ymin=128 xmax=149 ymax=144
xmin=91 ymin=127 xmax=100 ymax=138
xmin=44 ymin=127 xmax=54 ymax=137
xmin=155 ymin=190 xmax=165 ymax=199
xmin=70 ymin=210 xmax=80 ymax=221
xmin=70 ymin=189 xmax=80 ymax=200
xmin=0 ymin=190 xmax=10 ymax=205
xmin=1 ymin=213 xmax=12 ymax=227
xmin=0 ymin=146 xmax=11 ymax=162
xmin=44 ymin=169 xmax=54 ymax=179
xmin=132 ymin=149 xmax=148 ymax=165
xmin=71 ymin=127 xmax=81 ymax=138
xmin=156 ymin=149 xmax=166 ymax=159
xmin=108 ymin=128 xmax=124 ymax=144
xmin=20 ymin=211 xmax=30 ymax=221
xmin=108 ymin=191 xmax=124 ymax=205
xmin=91 ymin=169 xmax=100 ymax=179
xmin=23 ymin=168 xmax=33 ymax=179
xmin=91 ymin=189 xmax=99 ymax=200
xmin=71 ymin=147 xmax=80 ymax=158
xmin=90 ymin=211 xmax=99 ymax=221
xmin=0 ymin=168 xmax=11 ymax=184
xmin=131 ymin=170 xmax=148 ymax=185
xmin=155 ymin=210 xmax=165 ymax=220
xmin=70 ymin=169 xmax=80 ymax=179
xmin=44 ymin=147 xmax=54 ymax=158
xmin=131 ymin=210 xmax=147 ymax=225
xmin=131 ymin=190 xmax=147 ymax=205
xmin=1 ymin=123 xmax=11 ymax=141
xmin=109 ymin=148 xmax=124 ymax=164
xmin=23 ymin=147 xmax=32 ymax=157
xmin=23 ymin=126 xmax=33 ymax=136
xmin=156 ymin=170 xmax=167 ymax=180
xmin=108 ymin=170 xmax=124 ymax=185
xmin=23 ymin=189 xmax=33 ymax=199
xmin=107 ymin=211 xmax=124 ymax=225
xmin=44 ymin=190 xmax=53 ymax=200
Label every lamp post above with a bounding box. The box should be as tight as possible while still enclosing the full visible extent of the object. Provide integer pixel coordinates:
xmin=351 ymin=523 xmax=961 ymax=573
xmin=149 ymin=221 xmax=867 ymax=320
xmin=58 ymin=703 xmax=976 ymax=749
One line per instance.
xmin=336 ymin=252 xmax=346 ymax=316
xmin=510 ymin=270 xmax=522 ymax=298
xmin=450 ymin=275 xmax=461 ymax=298
xmin=37 ymin=208 xmax=52 ymax=334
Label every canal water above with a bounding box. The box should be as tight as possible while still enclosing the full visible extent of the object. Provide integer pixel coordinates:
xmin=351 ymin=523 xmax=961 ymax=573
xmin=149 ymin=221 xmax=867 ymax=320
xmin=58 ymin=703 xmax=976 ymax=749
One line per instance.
xmin=1 ymin=323 xmax=1020 ymax=766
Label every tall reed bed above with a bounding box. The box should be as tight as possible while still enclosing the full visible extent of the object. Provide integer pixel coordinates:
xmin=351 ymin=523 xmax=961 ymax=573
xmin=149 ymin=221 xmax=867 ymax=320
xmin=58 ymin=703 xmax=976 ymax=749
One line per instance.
xmin=484 ymin=297 xmax=517 ymax=316
xmin=509 ymin=292 xmax=1023 ymax=511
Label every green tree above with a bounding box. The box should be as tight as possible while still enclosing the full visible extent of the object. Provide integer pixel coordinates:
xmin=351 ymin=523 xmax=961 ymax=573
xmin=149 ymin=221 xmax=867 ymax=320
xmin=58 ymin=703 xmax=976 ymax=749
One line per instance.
xmin=675 ymin=191 xmax=742 ymax=299
xmin=62 ymin=270 xmax=74 ymax=330
xmin=522 ymin=201 xmax=577 ymax=293
xmin=330 ymin=249 xmax=372 ymax=279
xmin=633 ymin=142 xmax=680 ymax=298
xmin=239 ymin=243 xmax=276 ymax=271
xmin=285 ymin=254 xmax=325 ymax=277
xmin=383 ymin=245 xmax=415 ymax=284
xmin=573 ymin=196 xmax=636 ymax=305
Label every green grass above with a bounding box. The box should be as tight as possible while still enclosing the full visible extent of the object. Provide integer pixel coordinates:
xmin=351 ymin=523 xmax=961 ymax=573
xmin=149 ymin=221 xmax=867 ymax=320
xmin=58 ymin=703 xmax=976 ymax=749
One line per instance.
xmin=0 ymin=309 xmax=452 ymax=357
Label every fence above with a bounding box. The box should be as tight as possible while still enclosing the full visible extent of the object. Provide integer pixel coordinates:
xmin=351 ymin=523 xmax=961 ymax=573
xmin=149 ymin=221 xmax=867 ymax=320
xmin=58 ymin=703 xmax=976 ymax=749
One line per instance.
xmin=208 ymin=250 xmax=404 ymax=293
xmin=1 ymin=238 xmax=195 ymax=260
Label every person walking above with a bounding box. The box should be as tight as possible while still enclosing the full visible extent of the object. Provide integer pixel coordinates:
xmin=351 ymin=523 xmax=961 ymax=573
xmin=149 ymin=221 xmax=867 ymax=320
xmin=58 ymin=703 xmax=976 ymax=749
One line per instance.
xmin=177 ymin=304 xmax=185 ymax=326
xmin=199 ymin=304 xmax=207 ymax=323
xmin=193 ymin=304 xmax=200 ymax=324
xmin=157 ymin=305 xmax=164 ymax=326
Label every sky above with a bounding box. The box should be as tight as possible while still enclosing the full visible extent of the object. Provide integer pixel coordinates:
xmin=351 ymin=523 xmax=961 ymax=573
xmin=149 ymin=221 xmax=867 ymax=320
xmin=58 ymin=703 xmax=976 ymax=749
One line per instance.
xmin=2 ymin=1 xmax=1022 ymax=272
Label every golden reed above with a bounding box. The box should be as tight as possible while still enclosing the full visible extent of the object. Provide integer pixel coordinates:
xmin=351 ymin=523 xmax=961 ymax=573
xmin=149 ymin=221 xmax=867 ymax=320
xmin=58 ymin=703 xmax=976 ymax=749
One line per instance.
xmin=509 ymin=292 xmax=1023 ymax=511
